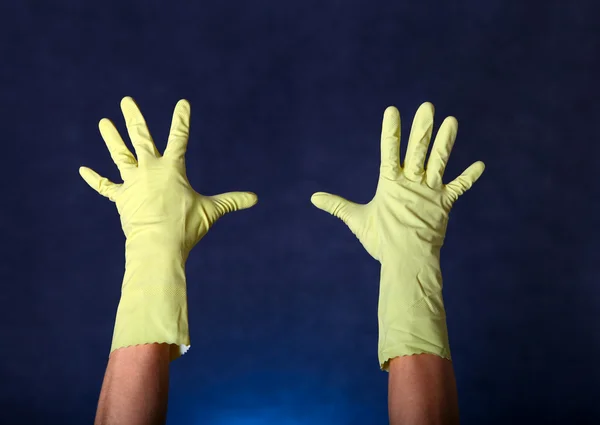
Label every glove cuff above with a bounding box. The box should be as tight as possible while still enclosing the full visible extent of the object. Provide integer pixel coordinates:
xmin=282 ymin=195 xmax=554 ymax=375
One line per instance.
xmin=377 ymin=257 xmax=450 ymax=370
xmin=110 ymin=242 xmax=190 ymax=361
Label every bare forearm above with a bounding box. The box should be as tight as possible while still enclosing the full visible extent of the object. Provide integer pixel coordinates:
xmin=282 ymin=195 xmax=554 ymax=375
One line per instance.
xmin=95 ymin=343 xmax=171 ymax=425
xmin=388 ymin=354 xmax=459 ymax=425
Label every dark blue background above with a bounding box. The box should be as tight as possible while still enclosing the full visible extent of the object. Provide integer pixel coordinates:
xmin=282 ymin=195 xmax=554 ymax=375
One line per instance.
xmin=2 ymin=1 xmax=599 ymax=424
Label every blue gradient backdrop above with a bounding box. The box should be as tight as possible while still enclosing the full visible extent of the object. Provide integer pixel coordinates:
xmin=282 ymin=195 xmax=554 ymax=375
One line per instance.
xmin=1 ymin=1 xmax=600 ymax=424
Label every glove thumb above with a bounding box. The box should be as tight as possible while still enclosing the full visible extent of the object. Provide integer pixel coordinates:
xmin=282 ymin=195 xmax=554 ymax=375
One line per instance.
xmin=210 ymin=191 xmax=258 ymax=218
xmin=79 ymin=166 xmax=120 ymax=201
xmin=311 ymin=192 xmax=362 ymax=229
xmin=445 ymin=161 xmax=485 ymax=199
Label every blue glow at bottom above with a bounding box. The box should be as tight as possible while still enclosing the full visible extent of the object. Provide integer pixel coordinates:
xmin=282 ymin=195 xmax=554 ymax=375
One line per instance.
xmin=170 ymin=367 xmax=383 ymax=424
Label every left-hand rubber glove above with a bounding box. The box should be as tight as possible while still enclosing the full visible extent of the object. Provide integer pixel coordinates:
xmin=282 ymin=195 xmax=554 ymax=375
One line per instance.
xmin=311 ymin=103 xmax=484 ymax=370
xmin=79 ymin=97 xmax=257 ymax=360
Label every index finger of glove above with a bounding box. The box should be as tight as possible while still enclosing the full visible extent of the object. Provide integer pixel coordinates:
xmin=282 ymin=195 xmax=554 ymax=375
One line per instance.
xmin=380 ymin=106 xmax=402 ymax=180
xmin=98 ymin=118 xmax=137 ymax=179
xmin=426 ymin=116 xmax=458 ymax=189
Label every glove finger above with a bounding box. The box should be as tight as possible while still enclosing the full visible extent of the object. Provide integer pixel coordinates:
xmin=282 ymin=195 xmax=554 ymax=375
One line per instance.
xmin=426 ymin=116 xmax=458 ymax=189
xmin=210 ymin=191 xmax=258 ymax=217
xmin=445 ymin=161 xmax=485 ymax=199
xmin=404 ymin=102 xmax=434 ymax=180
xmin=311 ymin=191 xmax=362 ymax=229
xmin=79 ymin=166 xmax=121 ymax=201
xmin=120 ymin=97 xmax=161 ymax=165
xmin=98 ymin=118 xmax=137 ymax=179
xmin=164 ymin=99 xmax=191 ymax=161
xmin=379 ymin=106 xmax=402 ymax=180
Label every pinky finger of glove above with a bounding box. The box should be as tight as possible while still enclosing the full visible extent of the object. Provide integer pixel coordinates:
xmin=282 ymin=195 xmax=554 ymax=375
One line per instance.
xmin=310 ymin=192 xmax=361 ymax=226
xmin=445 ymin=161 xmax=485 ymax=199
xmin=210 ymin=191 xmax=258 ymax=217
xmin=78 ymin=166 xmax=121 ymax=201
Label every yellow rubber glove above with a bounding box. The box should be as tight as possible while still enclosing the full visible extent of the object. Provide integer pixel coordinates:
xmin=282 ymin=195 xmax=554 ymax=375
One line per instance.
xmin=79 ymin=97 xmax=257 ymax=361
xmin=311 ymin=103 xmax=484 ymax=370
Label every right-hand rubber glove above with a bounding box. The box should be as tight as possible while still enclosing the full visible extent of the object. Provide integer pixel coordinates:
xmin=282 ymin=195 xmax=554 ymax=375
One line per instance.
xmin=79 ymin=97 xmax=257 ymax=361
xmin=311 ymin=103 xmax=484 ymax=370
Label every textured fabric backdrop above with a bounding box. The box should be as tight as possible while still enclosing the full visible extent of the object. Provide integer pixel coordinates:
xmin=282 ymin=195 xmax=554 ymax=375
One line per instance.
xmin=1 ymin=1 xmax=600 ymax=424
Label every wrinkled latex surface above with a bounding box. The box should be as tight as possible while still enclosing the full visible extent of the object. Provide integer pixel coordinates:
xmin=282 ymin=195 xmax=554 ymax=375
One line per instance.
xmin=80 ymin=97 xmax=257 ymax=360
xmin=312 ymin=103 xmax=484 ymax=370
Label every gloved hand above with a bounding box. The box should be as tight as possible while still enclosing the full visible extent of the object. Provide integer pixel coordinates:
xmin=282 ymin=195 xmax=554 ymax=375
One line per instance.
xmin=80 ymin=97 xmax=257 ymax=360
xmin=311 ymin=103 xmax=484 ymax=370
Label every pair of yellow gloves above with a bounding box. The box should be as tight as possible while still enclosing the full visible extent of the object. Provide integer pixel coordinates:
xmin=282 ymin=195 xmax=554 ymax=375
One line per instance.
xmin=79 ymin=97 xmax=484 ymax=369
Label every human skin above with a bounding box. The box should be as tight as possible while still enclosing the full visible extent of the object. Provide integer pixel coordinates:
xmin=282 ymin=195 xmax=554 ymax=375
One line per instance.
xmin=94 ymin=343 xmax=170 ymax=425
xmin=388 ymin=354 xmax=460 ymax=425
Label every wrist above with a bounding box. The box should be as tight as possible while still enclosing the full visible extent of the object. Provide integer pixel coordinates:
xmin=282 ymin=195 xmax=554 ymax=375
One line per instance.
xmin=123 ymin=245 xmax=186 ymax=291
xmin=125 ymin=229 xmax=189 ymax=260
xmin=380 ymin=252 xmax=442 ymax=299
xmin=111 ymin=236 xmax=190 ymax=358
xmin=377 ymin=253 xmax=450 ymax=370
